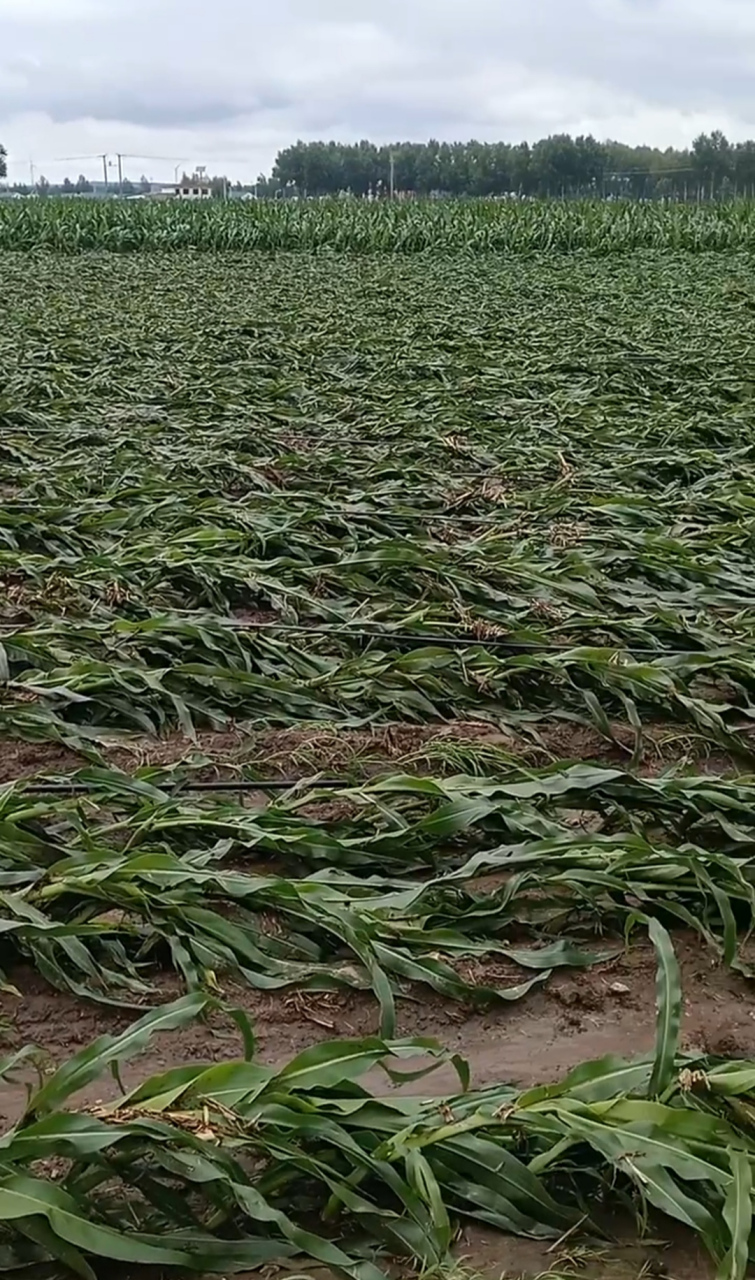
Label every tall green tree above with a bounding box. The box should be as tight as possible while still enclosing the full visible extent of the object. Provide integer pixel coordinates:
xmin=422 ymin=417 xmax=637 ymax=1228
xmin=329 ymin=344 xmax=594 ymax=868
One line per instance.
xmin=268 ymin=132 xmax=739 ymax=201
xmin=692 ymin=131 xmax=732 ymax=196
xmin=733 ymin=141 xmax=755 ymax=196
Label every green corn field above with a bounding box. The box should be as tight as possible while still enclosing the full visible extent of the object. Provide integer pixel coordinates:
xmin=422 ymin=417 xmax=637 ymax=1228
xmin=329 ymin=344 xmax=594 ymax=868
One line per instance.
xmin=0 ymin=195 xmax=754 ymax=252
xmin=0 ymin=209 xmax=754 ymax=1278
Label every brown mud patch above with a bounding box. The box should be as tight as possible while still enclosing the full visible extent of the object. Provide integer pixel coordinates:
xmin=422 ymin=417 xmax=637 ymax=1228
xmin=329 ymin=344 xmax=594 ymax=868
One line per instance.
xmin=1 ymin=934 xmax=751 ymax=1116
xmin=460 ymin=1222 xmax=714 ymax=1279
xmin=0 ymin=935 xmax=737 ymax=1278
xmin=0 ymin=719 xmax=738 ymax=784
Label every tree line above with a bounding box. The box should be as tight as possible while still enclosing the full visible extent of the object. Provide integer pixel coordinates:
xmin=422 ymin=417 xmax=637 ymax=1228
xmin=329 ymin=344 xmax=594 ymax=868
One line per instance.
xmin=2 ymin=131 xmax=754 ymax=200
xmin=1 ymin=170 xmax=243 ymax=199
xmin=265 ymin=131 xmax=755 ymax=199
xmin=0 ymin=172 xmax=154 ymax=198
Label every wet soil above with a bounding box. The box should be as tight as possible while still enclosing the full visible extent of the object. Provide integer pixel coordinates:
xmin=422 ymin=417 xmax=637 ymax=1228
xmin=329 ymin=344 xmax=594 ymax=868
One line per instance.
xmin=2 ymin=934 xmax=749 ymax=1113
xmin=0 ymin=718 xmax=738 ymax=783
xmin=0 ymin=935 xmax=737 ymax=1277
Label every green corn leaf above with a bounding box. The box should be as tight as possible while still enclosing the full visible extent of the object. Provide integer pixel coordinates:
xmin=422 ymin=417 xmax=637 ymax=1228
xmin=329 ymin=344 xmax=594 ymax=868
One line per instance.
xmin=28 ymin=993 xmax=212 ymax=1115
xmin=648 ymin=918 xmax=682 ymax=1098
xmin=718 ymin=1149 xmax=753 ymax=1280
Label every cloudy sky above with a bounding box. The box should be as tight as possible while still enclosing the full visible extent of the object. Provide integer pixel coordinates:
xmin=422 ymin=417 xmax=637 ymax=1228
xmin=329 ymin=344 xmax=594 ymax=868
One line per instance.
xmin=1 ymin=0 xmax=754 ymax=184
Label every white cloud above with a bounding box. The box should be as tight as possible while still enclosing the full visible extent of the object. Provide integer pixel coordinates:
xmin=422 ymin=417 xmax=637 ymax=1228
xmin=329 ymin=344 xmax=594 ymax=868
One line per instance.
xmin=0 ymin=0 xmax=110 ymax=17
xmin=1 ymin=0 xmax=754 ymax=183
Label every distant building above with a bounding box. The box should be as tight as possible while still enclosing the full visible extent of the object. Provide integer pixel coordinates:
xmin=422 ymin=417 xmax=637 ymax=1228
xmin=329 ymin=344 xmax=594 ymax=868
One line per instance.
xmin=128 ymin=190 xmax=174 ymax=200
xmin=175 ymin=170 xmax=212 ymax=200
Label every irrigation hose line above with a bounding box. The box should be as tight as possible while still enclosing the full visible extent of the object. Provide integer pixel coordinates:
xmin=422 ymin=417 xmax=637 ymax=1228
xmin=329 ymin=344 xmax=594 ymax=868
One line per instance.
xmin=0 ymin=506 xmax=579 ymax=526
xmin=0 ymin=616 xmax=730 ymax=657
xmin=9 ymin=451 xmax=754 ymax=472
xmin=18 ymin=779 xmax=368 ymax=795
xmin=0 ymin=509 xmax=603 ymax=531
xmin=9 ymin=435 xmax=754 ymax=469
xmin=3 ymin=459 xmax=745 ymax=478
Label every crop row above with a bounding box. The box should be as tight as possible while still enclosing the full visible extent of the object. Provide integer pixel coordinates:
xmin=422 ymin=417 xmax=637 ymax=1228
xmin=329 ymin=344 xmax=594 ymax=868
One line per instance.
xmin=1 ymin=619 xmax=754 ymax=761
xmin=2 ymin=197 xmax=755 ymax=252
xmin=2 ymin=933 xmax=754 ymax=1279
xmin=1 ymin=762 xmax=753 ymax=1012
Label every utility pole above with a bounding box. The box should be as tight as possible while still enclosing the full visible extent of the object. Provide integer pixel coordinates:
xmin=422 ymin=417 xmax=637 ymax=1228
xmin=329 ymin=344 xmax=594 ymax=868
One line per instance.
xmin=117 ymin=153 xmax=123 ymax=196
xmin=101 ymin=154 xmax=109 ymax=191
xmin=29 ymin=159 xmax=36 ymax=189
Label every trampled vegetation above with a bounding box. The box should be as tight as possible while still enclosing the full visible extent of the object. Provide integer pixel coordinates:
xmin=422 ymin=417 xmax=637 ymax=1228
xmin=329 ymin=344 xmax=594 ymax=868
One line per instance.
xmin=4 ymin=761 xmax=755 ymax=1018
xmin=1 ymin=934 xmax=753 ymax=1280
xmin=1 ymin=234 xmax=755 ymax=1277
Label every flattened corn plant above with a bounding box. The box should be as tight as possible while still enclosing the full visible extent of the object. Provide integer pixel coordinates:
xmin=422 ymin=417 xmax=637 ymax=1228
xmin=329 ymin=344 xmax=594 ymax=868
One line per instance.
xmin=1 ymin=763 xmax=755 ymax=1020
xmin=0 ymin=928 xmax=754 ymax=1279
xmin=1 ymin=199 xmax=755 ymax=1278
xmin=4 ymin=618 xmax=755 ymax=762
xmin=1 ymin=250 xmax=755 ymax=760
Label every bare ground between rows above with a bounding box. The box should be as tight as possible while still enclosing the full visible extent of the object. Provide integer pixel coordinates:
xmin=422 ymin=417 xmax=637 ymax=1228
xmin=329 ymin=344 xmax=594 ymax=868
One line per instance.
xmin=111 ymin=1225 xmax=715 ymax=1280
xmin=0 ymin=934 xmax=740 ymax=1279
xmin=1 ymin=934 xmax=752 ymax=1115
xmin=456 ymin=1222 xmax=716 ymax=1279
xmin=0 ymin=718 xmax=739 ymax=784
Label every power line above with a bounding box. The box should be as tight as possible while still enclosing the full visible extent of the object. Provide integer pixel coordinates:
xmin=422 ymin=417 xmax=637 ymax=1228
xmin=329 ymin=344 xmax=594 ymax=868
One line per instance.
xmin=606 ymin=165 xmax=698 ymax=177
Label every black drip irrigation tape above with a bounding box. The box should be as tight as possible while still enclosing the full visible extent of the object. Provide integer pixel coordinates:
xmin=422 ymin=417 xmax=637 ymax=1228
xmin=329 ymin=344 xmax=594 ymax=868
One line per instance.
xmin=0 ymin=616 xmax=728 ymax=657
xmin=11 ymin=418 xmax=753 ymax=442
xmin=0 ymin=504 xmax=547 ymax=526
xmin=19 ymin=778 xmax=358 ymax=796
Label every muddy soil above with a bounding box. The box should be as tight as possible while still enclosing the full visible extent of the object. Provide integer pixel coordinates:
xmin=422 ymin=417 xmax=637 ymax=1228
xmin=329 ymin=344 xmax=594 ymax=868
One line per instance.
xmin=458 ymin=1221 xmax=714 ymax=1279
xmin=0 ymin=935 xmax=736 ymax=1277
xmin=0 ymin=718 xmax=738 ymax=783
xmin=2 ymin=934 xmax=749 ymax=1113
xmin=0 ymin=936 xmax=751 ymax=1280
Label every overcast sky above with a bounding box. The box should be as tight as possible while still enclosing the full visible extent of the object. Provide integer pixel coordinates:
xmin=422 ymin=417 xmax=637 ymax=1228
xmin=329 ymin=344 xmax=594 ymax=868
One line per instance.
xmin=1 ymin=0 xmax=754 ymax=183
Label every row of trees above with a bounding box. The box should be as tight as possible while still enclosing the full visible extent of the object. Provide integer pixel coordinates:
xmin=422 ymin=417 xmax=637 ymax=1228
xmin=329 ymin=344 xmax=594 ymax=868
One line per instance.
xmin=2 ymin=174 xmax=154 ymax=197
xmin=3 ymin=171 xmax=237 ymax=199
xmin=2 ymin=131 xmax=754 ymax=200
xmin=266 ymin=132 xmax=755 ymax=199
